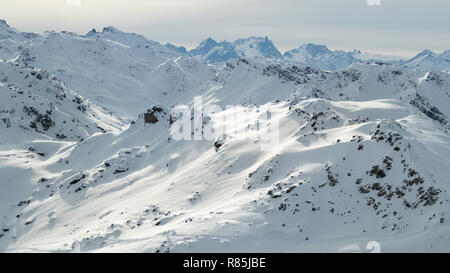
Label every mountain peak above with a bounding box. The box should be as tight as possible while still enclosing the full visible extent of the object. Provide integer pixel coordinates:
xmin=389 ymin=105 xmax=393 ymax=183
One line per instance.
xmin=0 ymin=19 xmax=16 ymax=31
xmin=85 ymin=28 xmax=97 ymax=37
xmin=401 ymin=49 xmax=449 ymax=71
xmin=299 ymin=43 xmax=332 ymax=56
xmin=83 ymin=26 xmax=171 ymax=50
xmin=102 ymin=26 xmax=121 ymax=33
xmin=189 ymin=36 xmax=282 ymax=62
xmin=200 ymin=37 xmax=218 ymax=47
xmin=0 ymin=18 xmax=26 ymax=41
xmin=233 ymin=36 xmax=282 ymax=59
xmin=85 ymin=26 xmax=124 ymax=37
xmin=408 ymin=49 xmax=437 ymax=62
xmin=165 ymin=43 xmax=188 ymax=54
xmin=417 ymin=49 xmax=436 ymax=57
xmin=189 ymin=38 xmax=220 ymax=57
xmin=283 ymin=43 xmax=358 ymax=71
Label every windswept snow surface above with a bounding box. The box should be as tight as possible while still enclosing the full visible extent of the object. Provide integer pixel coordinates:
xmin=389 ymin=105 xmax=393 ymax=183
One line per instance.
xmin=0 ymin=20 xmax=450 ymax=253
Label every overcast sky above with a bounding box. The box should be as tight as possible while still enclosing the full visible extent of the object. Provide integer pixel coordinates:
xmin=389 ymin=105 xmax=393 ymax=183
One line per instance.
xmin=1 ymin=0 xmax=449 ymax=57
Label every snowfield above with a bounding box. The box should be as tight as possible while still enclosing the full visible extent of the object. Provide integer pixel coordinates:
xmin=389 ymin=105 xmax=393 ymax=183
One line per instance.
xmin=0 ymin=20 xmax=449 ymax=253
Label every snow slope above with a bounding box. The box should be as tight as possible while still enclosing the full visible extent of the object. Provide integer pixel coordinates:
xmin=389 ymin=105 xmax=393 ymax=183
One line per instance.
xmin=15 ymin=29 xmax=184 ymax=119
xmin=293 ymin=63 xmax=450 ymax=128
xmin=0 ymin=58 xmax=123 ymax=225
xmin=1 ymin=97 xmax=449 ymax=252
xmin=0 ymin=19 xmax=37 ymax=61
xmin=0 ymin=20 xmax=450 ymax=253
xmin=0 ymin=60 xmax=122 ymax=142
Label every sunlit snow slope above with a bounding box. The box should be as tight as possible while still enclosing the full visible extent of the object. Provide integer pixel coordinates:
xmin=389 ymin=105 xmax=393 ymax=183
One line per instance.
xmin=0 ymin=21 xmax=449 ymax=253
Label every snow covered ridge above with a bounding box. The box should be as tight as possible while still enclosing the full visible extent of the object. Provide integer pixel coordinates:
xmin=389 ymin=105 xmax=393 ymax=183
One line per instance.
xmin=188 ymin=37 xmax=449 ymax=72
xmin=1 ymin=19 xmax=449 ymax=72
xmin=0 ymin=19 xmax=450 ymax=252
xmin=0 ymin=60 xmax=122 ymax=142
xmin=291 ymin=64 xmax=450 ymax=129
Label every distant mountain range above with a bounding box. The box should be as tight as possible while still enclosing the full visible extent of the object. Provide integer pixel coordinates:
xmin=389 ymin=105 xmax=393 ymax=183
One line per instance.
xmin=1 ymin=19 xmax=448 ymax=72
xmin=188 ymin=36 xmax=282 ymax=63
xmin=188 ymin=37 xmax=449 ymax=72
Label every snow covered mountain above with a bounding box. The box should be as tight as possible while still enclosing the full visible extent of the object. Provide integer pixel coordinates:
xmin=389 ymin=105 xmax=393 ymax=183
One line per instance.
xmin=351 ymin=50 xmax=407 ymax=62
xmin=283 ymin=43 xmax=359 ymax=71
xmin=2 ymin=19 xmax=448 ymax=73
xmin=293 ymin=63 xmax=450 ymax=128
xmin=397 ymin=49 xmax=450 ymax=72
xmin=189 ymin=38 xmax=450 ymax=72
xmin=1 ymin=20 xmax=450 ymax=253
xmin=0 ymin=20 xmax=37 ymax=61
xmin=0 ymin=60 xmax=122 ymax=142
xmin=189 ymin=37 xmax=282 ymax=63
xmin=0 ymin=19 xmax=27 ymax=41
xmin=15 ymin=28 xmax=187 ymax=119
